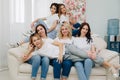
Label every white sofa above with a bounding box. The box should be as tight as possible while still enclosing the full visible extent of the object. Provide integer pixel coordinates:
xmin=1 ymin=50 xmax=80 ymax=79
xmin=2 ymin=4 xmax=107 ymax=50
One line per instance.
xmin=7 ymin=36 xmax=119 ymax=80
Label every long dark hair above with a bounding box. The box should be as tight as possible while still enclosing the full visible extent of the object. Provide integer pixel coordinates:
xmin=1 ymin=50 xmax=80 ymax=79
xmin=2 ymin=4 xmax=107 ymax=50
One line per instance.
xmin=50 ymin=3 xmax=59 ymax=13
xmin=78 ymin=22 xmax=92 ymax=44
xmin=35 ymin=24 xmax=47 ymax=37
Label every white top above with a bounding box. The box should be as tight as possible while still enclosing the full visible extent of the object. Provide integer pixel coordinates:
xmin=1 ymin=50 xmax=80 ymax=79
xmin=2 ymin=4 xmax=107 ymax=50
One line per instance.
xmin=42 ymin=37 xmax=54 ymax=43
xmin=46 ymin=14 xmax=59 ymax=29
xmin=32 ymin=37 xmax=65 ymax=58
xmin=32 ymin=41 xmax=65 ymax=58
xmin=59 ymin=14 xmax=69 ymax=24
xmin=54 ymin=37 xmax=75 ymax=44
xmin=73 ymin=37 xmax=94 ymax=52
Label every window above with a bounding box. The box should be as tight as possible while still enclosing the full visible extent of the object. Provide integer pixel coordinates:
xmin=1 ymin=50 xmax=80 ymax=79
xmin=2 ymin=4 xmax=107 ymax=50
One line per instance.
xmin=10 ymin=0 xmax=25 ymax=23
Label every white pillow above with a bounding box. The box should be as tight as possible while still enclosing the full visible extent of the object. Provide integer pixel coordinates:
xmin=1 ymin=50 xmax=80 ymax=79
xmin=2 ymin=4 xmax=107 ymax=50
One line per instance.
xmin=92 ymin=36 xmax=107 ymax=50
xmin=8 ymin=43 xmax=29 ymax=62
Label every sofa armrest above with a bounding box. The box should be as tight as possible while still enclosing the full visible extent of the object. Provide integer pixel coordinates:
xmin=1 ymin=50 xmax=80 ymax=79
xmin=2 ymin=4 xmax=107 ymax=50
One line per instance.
xmin=7 ymin=52 xmax=21 ymax=80
xmin=7 ymin=43 xmax=29 ymax=80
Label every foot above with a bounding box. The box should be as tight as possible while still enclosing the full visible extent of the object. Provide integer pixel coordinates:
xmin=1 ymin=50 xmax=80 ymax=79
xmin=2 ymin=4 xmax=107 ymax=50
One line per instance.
xmin=23 ymin=30 xmax=34 ymax=37
xmin=109 ymin=66 xmax=119 ymax=78
xmin=6 ymin=42 xmax=19 ymax=48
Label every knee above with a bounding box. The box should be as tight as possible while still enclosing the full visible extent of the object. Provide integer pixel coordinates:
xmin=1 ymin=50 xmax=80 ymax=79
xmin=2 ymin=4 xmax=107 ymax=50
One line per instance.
xmin=84 ymin=59 xmax=95 ymax=67
xmin=74 ymin=62 xmax=84 ymax=68
xmin=85 ymin=59 xmax=93 ymax=64
xmin=63 ymin=60 xmax=72 ymax=67
xmin=52 ymin=59 xmax=61 ymax=67
xmin=33 ymin=55 xmax=41 ymax=63
xmin=42 ymin=57 xmax=50 ymax=64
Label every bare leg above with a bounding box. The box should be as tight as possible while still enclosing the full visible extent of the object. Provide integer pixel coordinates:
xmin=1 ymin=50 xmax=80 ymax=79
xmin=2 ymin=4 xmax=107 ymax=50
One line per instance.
xmin=102 ymin=61 xmax=118 ymax=78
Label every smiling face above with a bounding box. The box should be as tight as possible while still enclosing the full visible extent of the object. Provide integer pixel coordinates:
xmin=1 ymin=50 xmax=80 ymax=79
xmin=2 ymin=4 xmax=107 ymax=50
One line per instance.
xmin=59 ymin=4 xmax=67 ymax=15
xmin=61 ymin=25 xmax=69 ymax=37
xmin=30 ymin=34 xmax=43 ymax=48
xmin=50 ymin=5 xmax=57 ymax=14
xmin=60 ymin=5 xmax=66 ymax=14
xmin=59 ymin=23 xmax=72 ymax=38
xmin=36 ymin=25 xmax=47 ymax=38
xmin=81 ymin=25 xmax=89 ymax=37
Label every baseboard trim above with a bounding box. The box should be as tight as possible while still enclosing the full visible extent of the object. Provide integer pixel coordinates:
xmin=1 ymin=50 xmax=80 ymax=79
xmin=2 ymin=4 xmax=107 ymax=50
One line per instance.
xmin=0 ymin=67 xmax=8 ymax=72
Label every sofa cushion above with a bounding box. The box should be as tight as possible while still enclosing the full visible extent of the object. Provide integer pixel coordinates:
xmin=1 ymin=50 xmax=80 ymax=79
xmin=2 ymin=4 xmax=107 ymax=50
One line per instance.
xmin=19 ymin=63 xmax=107 ymax=76
xmin=19 ymin=63 xmax=53 ymax=74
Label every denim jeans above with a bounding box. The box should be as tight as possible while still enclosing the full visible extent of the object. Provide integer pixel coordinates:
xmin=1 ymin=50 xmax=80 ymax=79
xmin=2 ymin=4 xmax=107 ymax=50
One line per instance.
xmin=74 ymin=59 xmax=94 ymax=80
xmin=65 ymin=44 xmax=104 ymax=65
xmin=26 ymin=55 xmax=49 ymax=79
xmin=51 ymin=59 xmax=72 ymax=80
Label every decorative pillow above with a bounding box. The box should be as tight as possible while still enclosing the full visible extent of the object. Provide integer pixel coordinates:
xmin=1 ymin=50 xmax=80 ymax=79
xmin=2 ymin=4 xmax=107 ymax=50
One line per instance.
xmin=92 ymin=35 xmax=107 ymax=50
xmin=8 ymin=43 xmax=29 ymax=62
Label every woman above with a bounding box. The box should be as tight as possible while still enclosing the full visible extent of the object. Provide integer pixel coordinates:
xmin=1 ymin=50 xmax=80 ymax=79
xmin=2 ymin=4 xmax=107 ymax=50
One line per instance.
xmin=70 ymin=22 xmax=119 ymax=78
xmin=35 ymin=24 xmax=72 ymax=80
xmin=58 ymin=3 xmax=70 ymax=24
xmin=31 ymin=3 xmax=59 ymax=39
xmin=55 ymin=23 xmax=94 ymax=80
xmin=22 ymin=34 xmax=49 ymax=80
xmin=22 ymin=24 xmax=54 ymax=80
xmin=8 ymin=3 xmax=59 ymax=48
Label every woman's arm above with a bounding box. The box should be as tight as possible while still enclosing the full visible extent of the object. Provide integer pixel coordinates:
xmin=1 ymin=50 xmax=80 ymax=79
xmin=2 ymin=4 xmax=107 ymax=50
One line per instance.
xmin=47 ymin=20 xmax=58 ymax=33
xmin=90 ymin=45 xmax=97 ymax=59
xmin=31 ymin=17 xmax=47 ymax=27
xmin=22 ymin=44 xmax=35 ymax=62
xmin=52 ymin=41 xmax=64 ymax=63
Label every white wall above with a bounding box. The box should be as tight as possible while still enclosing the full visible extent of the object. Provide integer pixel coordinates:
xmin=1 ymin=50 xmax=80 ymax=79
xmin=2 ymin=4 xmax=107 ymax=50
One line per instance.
xmin=9 ymin=0 xmax=32 ymax=42
xmin=0 ymin=0 xmax=10 ymax=69
xmin=0 ymin=0 xmax=2 ymax=69
xmin=33 ymin=0 xmax=63 ymax=20
xmin=86 ymin=0 xmax=120 ymax=37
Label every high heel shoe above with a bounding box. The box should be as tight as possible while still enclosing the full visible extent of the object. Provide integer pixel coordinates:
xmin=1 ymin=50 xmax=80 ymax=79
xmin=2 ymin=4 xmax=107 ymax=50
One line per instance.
xmin=109 ymin=66 xmax=119 ymax=78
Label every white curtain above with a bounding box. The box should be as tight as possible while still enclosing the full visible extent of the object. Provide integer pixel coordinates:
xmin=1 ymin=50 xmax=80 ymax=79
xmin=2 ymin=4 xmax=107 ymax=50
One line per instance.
xmin=0 ymin=0 xmax=10 ymax=70
xmin=9 ymin=0 xmax=64 ymax=42
xmin=9 ymin=0 xmax=32 ymax=42
xmin=32 ymin=0 xmax=63 ymax=20
xmin=0 ymin=0 xmax=64 ymax=70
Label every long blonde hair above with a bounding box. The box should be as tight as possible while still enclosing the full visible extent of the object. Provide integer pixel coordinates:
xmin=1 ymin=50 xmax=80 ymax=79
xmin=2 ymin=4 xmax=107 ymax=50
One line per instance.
xmin=58 ymin=23 xmax=72 ymax=39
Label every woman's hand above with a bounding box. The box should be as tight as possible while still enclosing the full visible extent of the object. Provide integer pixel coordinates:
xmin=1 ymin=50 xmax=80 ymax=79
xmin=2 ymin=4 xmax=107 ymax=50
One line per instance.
xmin=91 ymin=51 xmax=97 ymax=60
xmin=87 ymin=51 xmax=92 ymax=58
xmin=87 ymin=51 xmax=96 ymax=60
xmin=22 ymin=44 xmax=35 ymax=62
xmin=57 ymin=54 xmax=63 ymax=63
xmin=28 ymin=44 xmax=35 ymax=51
xmin=22 ymin=54 xmax=32 ymax=62
xmin=22 ymin=54 xmax=29 ymax=62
